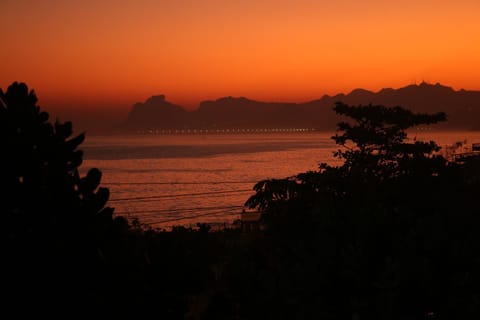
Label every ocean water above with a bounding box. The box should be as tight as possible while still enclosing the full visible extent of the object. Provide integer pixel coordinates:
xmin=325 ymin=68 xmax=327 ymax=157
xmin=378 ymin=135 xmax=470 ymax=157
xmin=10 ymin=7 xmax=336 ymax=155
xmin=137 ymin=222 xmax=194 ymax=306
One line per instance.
xmin=81 ymin=131 xmax=480 ymax=228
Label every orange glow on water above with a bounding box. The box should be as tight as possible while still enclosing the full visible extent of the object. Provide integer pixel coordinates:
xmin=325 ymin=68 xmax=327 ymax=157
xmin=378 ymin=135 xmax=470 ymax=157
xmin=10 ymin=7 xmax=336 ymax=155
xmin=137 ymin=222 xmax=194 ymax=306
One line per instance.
xmin=82 ymin=131 xmax=480 ymax=226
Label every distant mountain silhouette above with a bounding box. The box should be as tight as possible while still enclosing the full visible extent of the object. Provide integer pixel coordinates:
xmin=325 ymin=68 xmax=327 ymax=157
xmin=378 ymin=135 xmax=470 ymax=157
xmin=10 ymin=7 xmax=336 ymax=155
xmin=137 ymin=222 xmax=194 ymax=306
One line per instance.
xmin=122 ymin=83 xmax=480 ymax=132
xmin=124 ymin=94 xmax=192 ymax=129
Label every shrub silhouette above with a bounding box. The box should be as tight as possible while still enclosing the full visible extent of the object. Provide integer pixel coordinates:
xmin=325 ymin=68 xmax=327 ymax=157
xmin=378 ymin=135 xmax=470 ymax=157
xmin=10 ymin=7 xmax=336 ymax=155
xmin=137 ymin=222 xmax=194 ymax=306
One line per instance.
xmin=0 ymin=82 xmax=126 ymax=243
xmin=0 ymin=82 xmax=129 ymax=313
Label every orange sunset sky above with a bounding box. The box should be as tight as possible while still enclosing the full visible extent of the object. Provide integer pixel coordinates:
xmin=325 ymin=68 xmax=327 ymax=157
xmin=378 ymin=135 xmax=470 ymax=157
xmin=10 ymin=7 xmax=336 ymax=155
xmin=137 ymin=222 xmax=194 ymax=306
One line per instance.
xmin=1 ymin=0 xmax=480 ymax=119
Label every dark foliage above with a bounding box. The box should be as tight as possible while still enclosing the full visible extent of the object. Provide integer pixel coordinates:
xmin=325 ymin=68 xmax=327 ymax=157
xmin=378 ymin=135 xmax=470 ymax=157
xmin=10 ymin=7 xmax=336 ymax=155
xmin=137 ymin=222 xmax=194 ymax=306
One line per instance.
xmin=0 ymin=82 xmax=232 ymax=318
xmin=0 ymin=82 xmax=133 ymax=314
xmin=0 ymin=83 xmax=124 ymax=240
xmin=243 ymin=103 xmax=480 ymax=319
xmin=4 ymin=83 xmax=480 ymax=319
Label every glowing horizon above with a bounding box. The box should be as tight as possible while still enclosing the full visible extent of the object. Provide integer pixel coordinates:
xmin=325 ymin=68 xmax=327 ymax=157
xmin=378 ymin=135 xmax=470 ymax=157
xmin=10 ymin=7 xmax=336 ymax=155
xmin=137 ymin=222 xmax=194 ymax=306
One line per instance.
xmin=1 ymin=0 xmax=480 ymax=111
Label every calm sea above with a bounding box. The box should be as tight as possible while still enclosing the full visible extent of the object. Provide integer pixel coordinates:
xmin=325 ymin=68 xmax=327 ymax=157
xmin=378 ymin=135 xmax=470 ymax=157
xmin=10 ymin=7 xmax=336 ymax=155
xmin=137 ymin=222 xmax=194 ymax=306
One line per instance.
xmin=81 ymin=131 xmax=480 ymax=228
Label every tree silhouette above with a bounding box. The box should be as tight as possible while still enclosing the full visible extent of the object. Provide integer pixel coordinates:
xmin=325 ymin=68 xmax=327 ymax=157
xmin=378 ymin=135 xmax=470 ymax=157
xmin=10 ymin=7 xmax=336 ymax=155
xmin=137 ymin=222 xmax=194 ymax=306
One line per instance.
xmin=0 ymin=82 xmax=125 ymax=244
xmin=332 ymin=102 xmax=447 ymax=180
xmin=246 ymin=103 xmax=448 ymax=220
xmin=0 ymin=82 xmax=128 ymax=314
xmin=243 ymin=103 xmax=480 ymax=318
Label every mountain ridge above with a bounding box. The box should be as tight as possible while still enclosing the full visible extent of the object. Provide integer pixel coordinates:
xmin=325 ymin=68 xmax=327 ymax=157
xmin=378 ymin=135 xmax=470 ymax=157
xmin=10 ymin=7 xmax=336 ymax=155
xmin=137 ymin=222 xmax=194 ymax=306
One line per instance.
xmin=122 ymin=82 xmax=480 ymax=132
